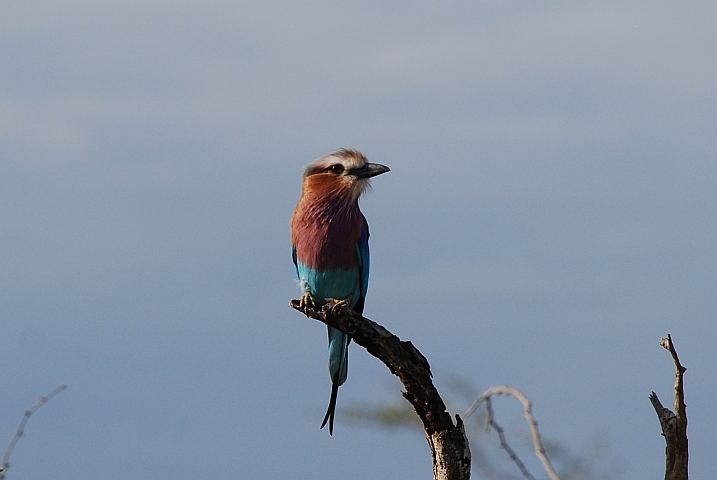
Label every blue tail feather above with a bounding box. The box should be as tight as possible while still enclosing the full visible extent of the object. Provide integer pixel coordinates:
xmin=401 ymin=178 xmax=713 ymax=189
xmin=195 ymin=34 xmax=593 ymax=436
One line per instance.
xmin=320 ymin=326 xmax=349 ymax=434
xmin=327 ymin=326 xmax=349 ymax=385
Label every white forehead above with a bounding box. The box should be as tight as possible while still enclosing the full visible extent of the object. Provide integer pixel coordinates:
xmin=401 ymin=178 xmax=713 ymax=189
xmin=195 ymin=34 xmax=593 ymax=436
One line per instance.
xmin=318 ymin=154 xmax=366 ymax=169
xmin=304 ymin=149 xmax=367 ymax=175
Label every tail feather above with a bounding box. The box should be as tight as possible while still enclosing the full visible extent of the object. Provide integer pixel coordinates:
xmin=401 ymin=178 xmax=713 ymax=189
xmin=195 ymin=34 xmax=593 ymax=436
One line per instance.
xmin=324 ymin=326 xmax=349 ymax=435
xmin=320 ymin=379 xmax=340 ymax=435
xmin=327 ymin=326 xmax=349 ymax=385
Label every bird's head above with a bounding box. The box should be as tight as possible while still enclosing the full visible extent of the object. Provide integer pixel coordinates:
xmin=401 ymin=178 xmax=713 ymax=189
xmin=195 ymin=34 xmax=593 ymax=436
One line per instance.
xmin=302 ymin=149 xmax=390 ymax=202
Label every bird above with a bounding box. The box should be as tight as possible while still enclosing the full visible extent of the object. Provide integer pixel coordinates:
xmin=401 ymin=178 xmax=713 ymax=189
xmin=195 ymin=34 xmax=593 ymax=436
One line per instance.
xmin=291 ymin=149 xmax=389 ymax=435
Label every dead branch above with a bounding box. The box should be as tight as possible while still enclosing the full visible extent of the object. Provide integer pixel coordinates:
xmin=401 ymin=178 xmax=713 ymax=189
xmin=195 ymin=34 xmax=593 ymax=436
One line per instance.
xmin=650 ymin=334 xmax=688 ymax=480
xmin=1 ymin=384 xmax=67 ymax=479
xmin=483 ymin=396 xmax=537 ymax=480
xmin=463 ymin=385 xmax=561 ymax=480
xmin=290 ymin=299 xmax=471 ymax=480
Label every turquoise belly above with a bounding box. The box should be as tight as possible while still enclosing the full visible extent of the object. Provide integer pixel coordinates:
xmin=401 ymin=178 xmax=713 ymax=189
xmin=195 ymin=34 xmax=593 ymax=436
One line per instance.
xmin=296 ymin=262 xmax=361 ymax=309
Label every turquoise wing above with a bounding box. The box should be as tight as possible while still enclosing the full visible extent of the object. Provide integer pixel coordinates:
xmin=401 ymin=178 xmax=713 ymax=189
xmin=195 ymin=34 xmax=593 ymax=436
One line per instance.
xmin=354 ymin=218 xmax=370 ymax=314
xmin=292 ymin=244 xmax=298 ymax=277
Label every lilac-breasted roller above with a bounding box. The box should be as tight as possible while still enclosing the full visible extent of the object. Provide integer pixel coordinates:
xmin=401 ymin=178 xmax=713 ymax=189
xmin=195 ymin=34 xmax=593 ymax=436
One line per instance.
xmin=291 ymin=149 xmax=389 ymax=435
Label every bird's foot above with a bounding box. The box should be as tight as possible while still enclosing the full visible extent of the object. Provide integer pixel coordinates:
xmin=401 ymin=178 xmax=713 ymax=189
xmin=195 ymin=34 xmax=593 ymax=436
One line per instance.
xmin=299 ymin=292 xmax=318 ymax=315
xmin=325 ymin=296 xmax=351 ymax=316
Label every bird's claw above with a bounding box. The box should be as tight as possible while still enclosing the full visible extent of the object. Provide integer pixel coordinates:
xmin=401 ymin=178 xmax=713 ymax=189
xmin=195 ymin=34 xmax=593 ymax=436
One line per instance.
xmin=325 ymin=296 xmax=351 ymax=316
xmin=299 ymin=292 xmax=317 ymax=315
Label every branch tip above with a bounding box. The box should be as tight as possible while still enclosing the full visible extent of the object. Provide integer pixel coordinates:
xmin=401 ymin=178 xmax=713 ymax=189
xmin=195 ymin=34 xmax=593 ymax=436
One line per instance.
xmin=651 ymin=334 xmax=688 ymax=480
xmin=1 ymin=384 xmax=67 ymax=479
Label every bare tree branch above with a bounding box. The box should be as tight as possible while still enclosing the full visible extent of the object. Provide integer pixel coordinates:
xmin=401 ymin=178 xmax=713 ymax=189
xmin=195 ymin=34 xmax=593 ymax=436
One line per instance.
xmin=484 ymin=397 xmax=538 ymax=480
xmin=1 ymin=384 xmax=67 ymax=479
xmin=650 ymin=334 xmax=688 ymax=480
xmin=290 ymin=299 xmax=471 ymax=480
xmin=464 ymin=386 xmax=561 ymax=480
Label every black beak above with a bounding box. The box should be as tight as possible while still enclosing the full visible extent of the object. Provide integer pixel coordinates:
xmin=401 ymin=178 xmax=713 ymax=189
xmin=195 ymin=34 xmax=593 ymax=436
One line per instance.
xmin=352 ymin=163 xmax=390 ymax=179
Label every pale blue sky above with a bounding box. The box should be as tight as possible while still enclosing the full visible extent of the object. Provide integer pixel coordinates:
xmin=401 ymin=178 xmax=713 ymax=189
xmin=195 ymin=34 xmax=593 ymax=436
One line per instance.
xmin=2 ymin=1 xmax=716 ymax=478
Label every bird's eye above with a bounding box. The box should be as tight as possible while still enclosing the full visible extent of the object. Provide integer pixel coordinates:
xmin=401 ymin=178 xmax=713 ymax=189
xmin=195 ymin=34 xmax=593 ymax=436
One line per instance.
xmin=328 ymin=164 xmax=344 ymax=174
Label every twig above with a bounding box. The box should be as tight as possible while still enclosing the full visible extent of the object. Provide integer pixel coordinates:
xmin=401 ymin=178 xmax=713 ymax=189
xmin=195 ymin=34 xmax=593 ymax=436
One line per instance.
xmin=484 ymin=396 xmax=538 ymax=480
xmin=650 ymin=334 xmax=688 ymax=480
xmin=464 ymin=385 xmax=561 ymax=480
xmin=0 ymin=384 xmax=67 ymax=479
xmin=291 ymin=299 xmax=471 ymax=480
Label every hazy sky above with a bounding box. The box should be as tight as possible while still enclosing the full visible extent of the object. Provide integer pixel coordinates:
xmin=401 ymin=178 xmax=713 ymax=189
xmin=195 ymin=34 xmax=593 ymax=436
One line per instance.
xmin=2 ymin=1 xmax=716 ymax=479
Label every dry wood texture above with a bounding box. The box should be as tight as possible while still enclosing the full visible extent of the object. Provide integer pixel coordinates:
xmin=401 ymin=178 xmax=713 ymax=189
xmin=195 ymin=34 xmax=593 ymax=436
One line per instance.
xmin=291 ymin=299 xmax=471 ymax=480
xmin=650 ymin=334 xmax=688 ymax=480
